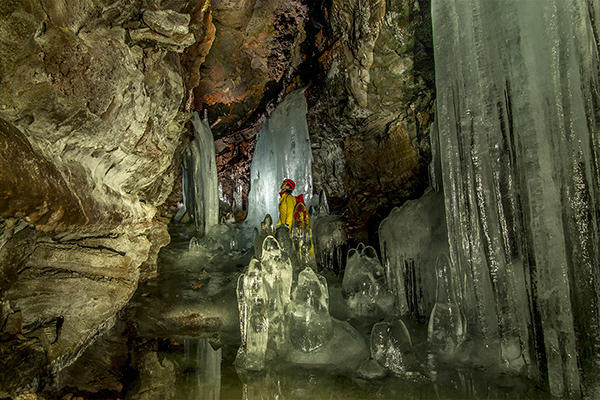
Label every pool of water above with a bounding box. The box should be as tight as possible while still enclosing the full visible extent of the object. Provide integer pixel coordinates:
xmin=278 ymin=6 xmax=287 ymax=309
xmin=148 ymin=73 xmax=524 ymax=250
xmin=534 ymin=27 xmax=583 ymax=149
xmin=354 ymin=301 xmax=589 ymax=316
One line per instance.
xmin=118 ymin=224 xmax=552 ymax=400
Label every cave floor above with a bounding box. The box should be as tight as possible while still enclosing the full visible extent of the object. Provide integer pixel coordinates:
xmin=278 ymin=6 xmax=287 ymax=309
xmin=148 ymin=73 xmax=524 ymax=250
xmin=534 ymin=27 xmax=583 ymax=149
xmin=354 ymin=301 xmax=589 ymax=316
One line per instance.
xmin=91 ymin=223 xmax=554 ymax=400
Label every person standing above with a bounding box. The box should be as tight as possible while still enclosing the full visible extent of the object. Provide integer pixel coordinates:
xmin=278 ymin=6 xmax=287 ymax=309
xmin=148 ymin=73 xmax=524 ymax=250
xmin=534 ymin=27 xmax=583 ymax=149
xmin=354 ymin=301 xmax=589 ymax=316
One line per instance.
xmin=277 ymin=179 xmax=296 ymax=229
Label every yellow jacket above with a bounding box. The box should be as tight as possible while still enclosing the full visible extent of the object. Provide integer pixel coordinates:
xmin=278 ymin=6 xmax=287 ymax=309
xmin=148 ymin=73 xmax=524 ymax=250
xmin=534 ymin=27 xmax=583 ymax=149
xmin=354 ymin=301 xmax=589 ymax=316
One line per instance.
xmin=277 ymin=192 xmax=296 ymax=229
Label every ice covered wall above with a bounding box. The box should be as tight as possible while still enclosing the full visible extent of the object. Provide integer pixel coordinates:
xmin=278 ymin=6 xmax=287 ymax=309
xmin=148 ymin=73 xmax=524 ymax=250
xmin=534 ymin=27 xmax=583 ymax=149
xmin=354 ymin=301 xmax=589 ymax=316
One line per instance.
xmin=246 ymin=89 xmax=313 ymax=229
xmin=182 ymin=112 xmax=219 ymax=235
xmin=432 ymin=0 xmax=600 ymax=397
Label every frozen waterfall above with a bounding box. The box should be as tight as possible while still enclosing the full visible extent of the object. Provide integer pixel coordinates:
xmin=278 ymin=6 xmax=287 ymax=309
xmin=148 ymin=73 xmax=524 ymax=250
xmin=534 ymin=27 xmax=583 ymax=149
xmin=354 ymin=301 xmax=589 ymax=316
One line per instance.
xmin=432 ymin=0 xmax=600 ymax=397
xmin=181 ymin=112 xmax=219 ymax=236
xmin=245 ymin=89 xmax=314 ymax=230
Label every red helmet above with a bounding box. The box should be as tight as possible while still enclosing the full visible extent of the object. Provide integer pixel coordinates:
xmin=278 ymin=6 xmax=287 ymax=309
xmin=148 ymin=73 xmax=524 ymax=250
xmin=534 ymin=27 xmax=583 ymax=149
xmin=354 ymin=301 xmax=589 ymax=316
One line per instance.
xmin=283 ymin=179 xmax=295 ymax=190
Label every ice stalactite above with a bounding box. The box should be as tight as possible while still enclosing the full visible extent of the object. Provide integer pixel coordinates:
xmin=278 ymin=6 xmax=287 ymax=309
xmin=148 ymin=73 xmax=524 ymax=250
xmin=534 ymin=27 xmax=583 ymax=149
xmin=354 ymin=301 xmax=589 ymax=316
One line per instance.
xmin=246 ymin=89 xmax=314 ymax=230
xmin=432 ymin=0 xmax=600 ymax=397
xmin=379 ymin=188 xmax=449 ymax=321
xmin=311 ymin=190 xmax=347 ymax=274
xmin=182 ymin=112 xmax=219 ymax=236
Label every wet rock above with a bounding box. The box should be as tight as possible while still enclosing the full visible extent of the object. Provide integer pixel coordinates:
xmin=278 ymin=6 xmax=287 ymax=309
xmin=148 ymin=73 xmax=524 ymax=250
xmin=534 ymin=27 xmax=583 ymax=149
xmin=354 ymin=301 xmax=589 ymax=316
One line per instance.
xmin=0 ymin=14 xmax=188 ymax=231
xmin=142 ymin=9 xmax=191 ymax=37
xmin=3 ymin=311 xmax=24 ymax=336
xmin=180 ymin=0 xmax=216 ymax=92
xmin=178 ymin=313 xmax=222 ymax=331
xmin=304 ymin=0 xmax=435 ymax=240
xmin=56 ymin=320 xmax=129 ymax=395
xmin=0 ymin=119 xmax=88 ymax=232
xmin=0 ymin=223 xmax=166 ymax=393
xmin=139 ymin=222 xmax=171 ymax=281
xmin=0 ymin=2 xmax=189 ymax=392
xmin=133 ymin=351 xmax=176 ymax=400
xmin=193 ymin=0 xmax=308 ymax=138
xmin=129 ymin=28 xmax=195 ymax=53
xmin=14 ymin=392 xmax=43 ymax=400
xmin=0 ymin=335 xmax=48 ymax=398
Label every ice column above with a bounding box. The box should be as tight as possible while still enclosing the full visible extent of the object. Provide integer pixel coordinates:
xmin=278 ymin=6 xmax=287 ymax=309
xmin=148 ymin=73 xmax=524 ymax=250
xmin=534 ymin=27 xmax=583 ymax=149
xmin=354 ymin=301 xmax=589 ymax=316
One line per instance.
xmin=246 ymin=89 xmax=314 ymax=229
xmin=433 ymin=0 xmax=600 ymax=396
xmin=182 ymin=112 xmax=219 ymax=235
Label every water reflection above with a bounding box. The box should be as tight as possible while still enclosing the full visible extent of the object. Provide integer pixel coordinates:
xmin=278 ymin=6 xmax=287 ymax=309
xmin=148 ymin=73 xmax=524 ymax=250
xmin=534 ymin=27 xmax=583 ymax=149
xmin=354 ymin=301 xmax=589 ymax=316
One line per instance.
xmin=166 ymin=348 xmax=549 ymax=400
xmin=179 ymin=339 xmax=221 ymax=400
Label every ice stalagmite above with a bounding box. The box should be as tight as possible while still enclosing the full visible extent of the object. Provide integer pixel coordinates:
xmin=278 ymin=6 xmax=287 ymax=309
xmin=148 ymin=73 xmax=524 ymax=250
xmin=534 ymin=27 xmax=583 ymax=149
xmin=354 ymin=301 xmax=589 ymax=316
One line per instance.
xmin=260 ymin=235 xmax=294 ymax=347
xmin=311 ymin=190 xmax=347 ymax=273
xmin=342 ymin=244 xmax=394 ymax=317
xmin=427 ymin=253 xmax=466 ymax=357
xmin=182 ymin=112 xmax=219 ymax=236
xmin=236 ymin=236 xmax=295 ymax=370
xmin=432 ymin=0 xmax=600 ymax=396
xmin=370 ymin=319 xmax=417 ymax=376
xmin=246 ymin=89 xmax=313 ymax=230
xmin=289 ymin=267 xmax=333 ymax=352
xmin=236 ymin=259 xmax=269 ymax=371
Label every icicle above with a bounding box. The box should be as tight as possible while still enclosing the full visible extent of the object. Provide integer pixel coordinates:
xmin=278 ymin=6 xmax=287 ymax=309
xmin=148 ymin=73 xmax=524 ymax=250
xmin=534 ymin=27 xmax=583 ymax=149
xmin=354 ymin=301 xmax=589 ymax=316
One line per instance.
xmin=181 ymin=112 xmax=219 ymax=236
xmin=246 ymin=89 xmax=313 ymax=230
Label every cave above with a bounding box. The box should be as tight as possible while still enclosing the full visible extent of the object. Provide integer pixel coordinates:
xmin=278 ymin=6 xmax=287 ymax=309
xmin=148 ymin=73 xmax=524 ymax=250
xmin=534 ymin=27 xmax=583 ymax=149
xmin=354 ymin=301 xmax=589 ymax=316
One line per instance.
xmin=1 ymin=0 xmax=599 ymax=399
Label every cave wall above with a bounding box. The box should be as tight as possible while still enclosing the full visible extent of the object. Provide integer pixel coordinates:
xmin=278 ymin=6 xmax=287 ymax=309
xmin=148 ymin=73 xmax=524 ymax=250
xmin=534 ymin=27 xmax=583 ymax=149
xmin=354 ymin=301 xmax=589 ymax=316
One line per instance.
xmin=0 ymin=0 xmax=191 ymax=394
xmin=305 ymin=0 xmax=435 ymax=243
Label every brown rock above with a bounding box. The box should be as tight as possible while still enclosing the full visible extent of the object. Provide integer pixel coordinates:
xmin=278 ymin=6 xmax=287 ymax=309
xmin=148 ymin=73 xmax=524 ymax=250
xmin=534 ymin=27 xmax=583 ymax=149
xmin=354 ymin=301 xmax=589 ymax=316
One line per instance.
xmin=3 ymin=311 xmax=23 ymax=335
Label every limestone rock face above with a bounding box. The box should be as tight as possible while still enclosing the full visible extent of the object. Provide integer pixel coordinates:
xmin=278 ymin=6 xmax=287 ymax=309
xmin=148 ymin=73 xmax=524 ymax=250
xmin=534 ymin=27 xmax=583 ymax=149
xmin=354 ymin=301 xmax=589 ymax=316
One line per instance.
xmin=0 ymin=1 xmax=192 ymax=395
xmin=0 ymin=222 xmax=166 ymax=395
xmin=306 ymin=0 xmax=435 ymax=240
xmin=1 ymin=23 xmax=188 ymax=229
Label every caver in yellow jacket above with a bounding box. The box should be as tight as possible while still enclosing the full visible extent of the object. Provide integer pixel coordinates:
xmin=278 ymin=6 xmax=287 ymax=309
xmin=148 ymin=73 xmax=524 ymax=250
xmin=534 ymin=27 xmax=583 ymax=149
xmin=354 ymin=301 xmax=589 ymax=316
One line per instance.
xmin=277 ymin=191 xmax=297 ymax=229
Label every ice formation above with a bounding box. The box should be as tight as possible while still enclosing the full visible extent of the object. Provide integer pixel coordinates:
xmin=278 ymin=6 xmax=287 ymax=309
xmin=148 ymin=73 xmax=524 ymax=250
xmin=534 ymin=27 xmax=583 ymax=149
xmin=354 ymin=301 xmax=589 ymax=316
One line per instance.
xmin=182 ymin=338 xmax=221 ymax=400
xmin=245 ymin=89 xmax=314 ymax=230
xmin=236 ymin=236 xmax=294 ymax=370
xmin=227 ymin=2 xmax=600 ymax=395
xmin=289 ymin=267 xmax=333 ymax=352
xmin=310 ymin=190 xmax=347 ymax=273
xmin=379 ymin=188 xmax=448 ymax=320
xmin=181 ymin=112 xmax=219 ymax=236
xmin=341 ymin=244 xmax=394 ymax=317
xmin=370 ymin=319 xmax=417 ymax=376
xmin=432 ymin=0 xmax=600 ymax=396
xmin=427 ymin=253 xmax=466 ymax=357
xmin=236 ymin=259 xmax=269 ymax=371
xmin=236 ymin=235 xmax=366 ymax=372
